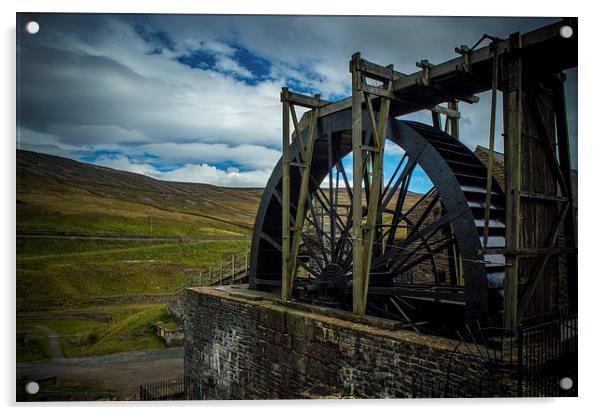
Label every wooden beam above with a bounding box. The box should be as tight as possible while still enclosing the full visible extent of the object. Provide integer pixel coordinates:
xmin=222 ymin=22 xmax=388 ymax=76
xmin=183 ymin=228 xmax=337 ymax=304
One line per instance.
xmin=393 ymin=19 xmax=577 ymax=93
xmin=517 ymin=202 xmax=569 ymax=318
xmin=503 ymin=32 xmax=522 ymax=331
xmin=351 ymin=53 xmax=366 ymax=315
xmin=431 ymin=105 xmax=460 ymax=119
xmin=449 ymin=101 xmax=460 ymax=139
xmin=281 ymin=88 xmax=292 ymax=300
xmin=287 ymin=101 xmax=320 ymax=298
xmin=282 ymin=89 xmax=329 ymax=109
xmin=482 ymin=40 xmax=501 ymax=253
xmin=308 ymin=19 xmax=576 ymax=122
xmin=354 ymin=56 xmax=403 ymax=81
xmin=552 ymin=74 xmax=578 ymax=314
xmin=360 ymin=77 xmax=391 ymax=313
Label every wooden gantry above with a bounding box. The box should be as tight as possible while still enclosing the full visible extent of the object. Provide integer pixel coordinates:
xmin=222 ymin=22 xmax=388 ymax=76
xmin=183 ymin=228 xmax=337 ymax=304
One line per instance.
xmin=277 ymin=18 xmax=577 ymax=328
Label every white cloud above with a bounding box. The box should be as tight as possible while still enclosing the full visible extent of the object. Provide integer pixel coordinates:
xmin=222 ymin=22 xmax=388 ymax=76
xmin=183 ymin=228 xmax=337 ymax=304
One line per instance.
xmin=92 ymin=154 xmax=272 ymax=187
xmin=214 ymin=56 xmax=253 ymax=78
xmin=95 ymin=155 xmax=159 ymax=177
xmin=160 ymin=164 xmax=272 ymax=187
xmin=139 ymin=142 xmax=280 ymax=170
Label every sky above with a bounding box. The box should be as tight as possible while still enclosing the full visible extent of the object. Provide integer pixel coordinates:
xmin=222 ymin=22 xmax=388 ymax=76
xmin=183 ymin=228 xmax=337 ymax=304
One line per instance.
xmin=16 ymin=13 xmax=577 ymax=189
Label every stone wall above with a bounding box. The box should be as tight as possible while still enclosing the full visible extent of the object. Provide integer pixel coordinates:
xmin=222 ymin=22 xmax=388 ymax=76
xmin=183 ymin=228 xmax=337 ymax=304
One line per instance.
xmin=183 ymin=286 xmax=499 ymax=400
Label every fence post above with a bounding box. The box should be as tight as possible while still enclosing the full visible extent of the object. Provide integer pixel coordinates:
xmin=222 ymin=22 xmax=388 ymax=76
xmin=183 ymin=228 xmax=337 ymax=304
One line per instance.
xmin=517 ymin=323 xmax=524 ymax=397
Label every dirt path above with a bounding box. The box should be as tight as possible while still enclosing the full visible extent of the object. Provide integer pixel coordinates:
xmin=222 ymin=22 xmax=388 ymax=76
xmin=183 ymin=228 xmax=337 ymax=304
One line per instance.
xmin=17 ymin=347 xmax=184 ymax=399
xmin=35 ymin=325 xmax=64 ymax=359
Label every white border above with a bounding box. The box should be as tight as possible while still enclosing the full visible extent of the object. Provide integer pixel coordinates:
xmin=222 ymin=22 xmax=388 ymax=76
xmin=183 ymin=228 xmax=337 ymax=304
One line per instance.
xmin=2 ymin=1 xmax=599 ymax=413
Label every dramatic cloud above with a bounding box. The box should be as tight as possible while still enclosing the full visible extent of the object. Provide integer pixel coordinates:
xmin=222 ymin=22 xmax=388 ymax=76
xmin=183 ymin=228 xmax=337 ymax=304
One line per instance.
xmin=16 ymin=13 xmax=576 ymax=186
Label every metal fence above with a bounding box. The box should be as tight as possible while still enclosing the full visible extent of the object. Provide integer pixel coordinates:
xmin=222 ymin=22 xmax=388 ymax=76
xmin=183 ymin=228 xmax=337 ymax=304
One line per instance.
xmin=517 ymin=313 xmax=578 ymax=397
xmin=177 ymin=248 xmax=250 ymax=295
xmin=139 ymin=376 xmax=201 ymax=401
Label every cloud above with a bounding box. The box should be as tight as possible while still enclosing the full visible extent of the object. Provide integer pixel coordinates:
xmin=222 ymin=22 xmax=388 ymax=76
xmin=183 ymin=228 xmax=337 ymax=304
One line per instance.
xmin=214 ymin=56 xmax=253 ymax=78
xmin=160 ymin=164 xmax=272 ymax=187
xmin=95 ymin=154 xmax=159 ymax=176
xmin=47 ymin=124 xmax=147 ymax=145
xmin=16 ymin=13 xmax=576 ymax=190
xmin=139 ymin=142 xmax=280 ymax=170
xmin=94 ymin=154 xmax=272 ymax=187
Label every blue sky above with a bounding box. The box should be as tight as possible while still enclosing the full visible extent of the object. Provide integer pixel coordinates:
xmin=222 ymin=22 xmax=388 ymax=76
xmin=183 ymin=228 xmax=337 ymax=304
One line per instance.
xmin=16 ymin=14 xmax=576 ymax=190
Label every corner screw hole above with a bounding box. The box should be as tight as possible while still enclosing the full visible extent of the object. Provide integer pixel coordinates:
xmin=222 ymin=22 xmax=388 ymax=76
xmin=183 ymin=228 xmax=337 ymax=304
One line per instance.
xmin=24 ymin=381 xmax=40 ymax=395
xmin=559 ymin=25 xmax=573 ymax=39
xmin=559 ymin=377 xmax=573 ymax=391
xmin=25 ymin=21 xmax=40 ymax=35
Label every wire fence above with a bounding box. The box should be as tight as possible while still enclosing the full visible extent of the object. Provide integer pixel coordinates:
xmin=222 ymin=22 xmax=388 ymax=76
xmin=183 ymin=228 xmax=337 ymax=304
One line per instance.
xmin=139 ymin=376 xmax=201 ymax=401
xmin=178 ymin=248 xmax=250 ymax=294
xmin=517 ymin=312 xmax=578 ymax=397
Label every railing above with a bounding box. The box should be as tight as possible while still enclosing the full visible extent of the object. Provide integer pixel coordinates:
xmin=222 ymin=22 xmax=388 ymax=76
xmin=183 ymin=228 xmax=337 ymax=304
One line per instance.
xmin=139 ymin=376 xmax=201 ymax=401
xmin=517 ymin=313 xmax=577 ymax=397
xmin=179 ymin=248 xmax=250 ymax=293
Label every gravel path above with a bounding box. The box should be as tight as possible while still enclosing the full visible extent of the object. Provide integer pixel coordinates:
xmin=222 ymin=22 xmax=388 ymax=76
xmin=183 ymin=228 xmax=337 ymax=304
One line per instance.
xmin=35 ymin=325 xmax=64 ymax=359
xmin=17 ymin=347 xmax=184 ymax=399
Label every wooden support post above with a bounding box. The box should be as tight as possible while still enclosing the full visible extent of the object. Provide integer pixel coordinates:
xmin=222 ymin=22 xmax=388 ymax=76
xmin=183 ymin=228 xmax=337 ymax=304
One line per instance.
xmin=350 ymin=53 xmax=392 ymax=316
xmin=552 ymin=74 xmax=578 ymax=314
xmin=351 ymin=53 xmax=366 ymax=315
xmin=281 ymin=88 xmax=320 ymax=301
xmin=503 ymin=32 xmax=522 ymax=330
xmin=431 ymin=111 xmax=441 ymax=130
xmin=449 ymin=101 xmax=459 ymax=139
xmin=483 ymin=40 xmax=500 ymax=252
xmin=361 ymin=83 xmax=391 ymax=312
xmin=288 ymin=102 xmax=319 ymax=292
xmin=281 ymin=88 xmax=292 ymax=300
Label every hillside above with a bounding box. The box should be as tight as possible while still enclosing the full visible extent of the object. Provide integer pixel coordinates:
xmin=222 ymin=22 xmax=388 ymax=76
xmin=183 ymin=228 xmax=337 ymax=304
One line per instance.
xmin=16 ymin=150 xmax=262 ymax=361
xmin=17 ymin=150 xmax=263 ymax=237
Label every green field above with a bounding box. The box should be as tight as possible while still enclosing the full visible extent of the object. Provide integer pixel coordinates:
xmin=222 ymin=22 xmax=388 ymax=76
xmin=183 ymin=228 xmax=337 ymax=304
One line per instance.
xmin=17 ymin=304 xmax=173 ymax=361
xmin=16 ymin=150 xmax=261 ymax=361
xmin=17 ymin=237 xmax=250 ymax=309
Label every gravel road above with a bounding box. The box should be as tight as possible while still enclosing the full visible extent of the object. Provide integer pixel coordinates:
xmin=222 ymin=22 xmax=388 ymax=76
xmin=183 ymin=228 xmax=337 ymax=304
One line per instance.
xmin=17 ymin=347 xmax=184 ymax=399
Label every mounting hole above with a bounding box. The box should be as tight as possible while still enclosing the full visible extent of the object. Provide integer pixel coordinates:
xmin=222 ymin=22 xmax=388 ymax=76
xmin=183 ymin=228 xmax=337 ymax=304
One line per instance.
xmin=559 ymin=377 xmax=574 ymax=391
xmin=559 ymin=25 xmax=573 ymax=39
xmin=25 ymin=21 xmax=40 ymax=35
xmin=24 ymin=381 xmax=39 ymax=395
xmin=25 ymin=21 xmax=40 ymax=34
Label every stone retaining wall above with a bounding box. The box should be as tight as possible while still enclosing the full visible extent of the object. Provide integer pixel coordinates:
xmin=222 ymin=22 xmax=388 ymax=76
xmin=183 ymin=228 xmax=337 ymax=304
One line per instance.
xmin=183 ymin=286 xmax=500 ymax=399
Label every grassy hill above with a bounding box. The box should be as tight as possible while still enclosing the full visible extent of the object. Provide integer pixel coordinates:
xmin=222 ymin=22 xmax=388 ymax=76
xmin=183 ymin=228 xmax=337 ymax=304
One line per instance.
xmin=17 ymin=150 xmax=262 ymax=237
xmin=16 ymin=150 xmax=263 ymax=360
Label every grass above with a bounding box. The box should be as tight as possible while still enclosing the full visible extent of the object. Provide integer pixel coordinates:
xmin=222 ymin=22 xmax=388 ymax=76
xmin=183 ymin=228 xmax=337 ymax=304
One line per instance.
xmin=16 ymin=304 xmax=173 ymax=360
xmin=16 ymin=325 xmax=51 ymax=362
xmin=17 ymin=174 xmax=259 ymax=237
xmin=17 ymin=238 xmax=250 ymax=309
xmin=15 ymin=153 xmax=261 ymax=362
